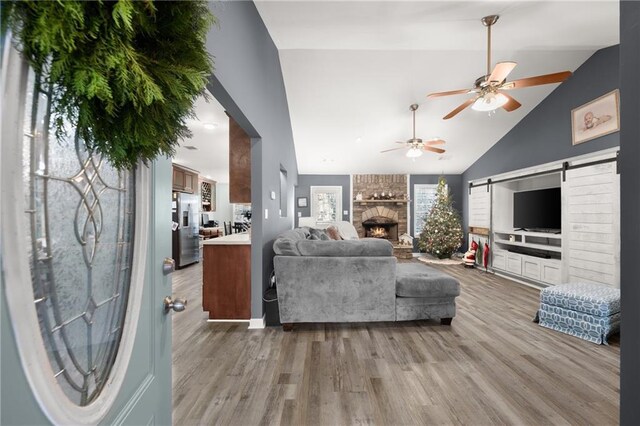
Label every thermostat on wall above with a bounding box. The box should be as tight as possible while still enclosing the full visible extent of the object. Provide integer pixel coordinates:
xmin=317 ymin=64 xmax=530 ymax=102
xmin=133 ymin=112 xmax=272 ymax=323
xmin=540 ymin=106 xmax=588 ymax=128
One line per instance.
xmin=270 ymin=191 xmax=276 ymax=200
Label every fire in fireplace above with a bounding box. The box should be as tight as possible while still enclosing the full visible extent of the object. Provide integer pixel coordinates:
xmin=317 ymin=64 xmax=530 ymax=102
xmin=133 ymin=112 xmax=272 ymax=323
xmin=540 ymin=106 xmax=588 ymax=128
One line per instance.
xmin=363 ymin=217 xmax=398 ymax=241
xmin=370 ymin=227 xmax=388 ymax=238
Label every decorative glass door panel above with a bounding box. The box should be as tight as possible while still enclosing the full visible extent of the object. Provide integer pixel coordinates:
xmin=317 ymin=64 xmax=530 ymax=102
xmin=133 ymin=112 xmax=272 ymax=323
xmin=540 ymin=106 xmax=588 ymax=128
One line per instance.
xmin=23 ymin=69 xmax=136 ymax=406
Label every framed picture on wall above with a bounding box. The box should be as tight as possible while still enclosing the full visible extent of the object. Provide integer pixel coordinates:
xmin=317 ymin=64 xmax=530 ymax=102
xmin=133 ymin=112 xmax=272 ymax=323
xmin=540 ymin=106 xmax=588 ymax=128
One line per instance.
xmin=297 ymin=197 xmax=308 ymax=208
xmin=571 ymin=89 xmax=620 ymax=145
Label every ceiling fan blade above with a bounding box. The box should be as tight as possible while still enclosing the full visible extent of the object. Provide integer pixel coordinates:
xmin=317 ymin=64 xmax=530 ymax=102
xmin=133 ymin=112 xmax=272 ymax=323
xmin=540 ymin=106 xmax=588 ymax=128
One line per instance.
xmin=424 ymin=146 xmax=446 ymax=154
xmin=425 ymin=138 xmax=446 ymax=145
xmin=501 ymin=92 xmax=521 ymax=112
xmin=503 ymin=71 xmax=572 ymax=90
xmin=488 ymin=61 xmax=517 ymax=84
xmin=427 ymin=88 xmax=473 ymax=98
xmin=380 ymin=147 xmax=406 ymax=153
xmin=395 ymin=141 xmax=407 ymax=144
xmin=443 ymin=98 xmax=476 ymax=120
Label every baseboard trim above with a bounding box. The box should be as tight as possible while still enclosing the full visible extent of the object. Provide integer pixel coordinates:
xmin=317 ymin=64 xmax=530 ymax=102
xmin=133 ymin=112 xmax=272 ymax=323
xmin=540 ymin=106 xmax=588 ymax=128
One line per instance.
xmin=248 ymin=315 xmax=266 ymax=329
xmin=204 ymin=316 xmax=266 ymax=329
xmin=494 ymin=271 xmax=547 ymax=290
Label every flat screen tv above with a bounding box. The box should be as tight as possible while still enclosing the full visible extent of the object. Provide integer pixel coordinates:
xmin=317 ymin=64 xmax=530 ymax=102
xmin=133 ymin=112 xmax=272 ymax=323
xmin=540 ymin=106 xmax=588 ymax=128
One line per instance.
xmin=513 ymin=188 xmax=561 ymax=231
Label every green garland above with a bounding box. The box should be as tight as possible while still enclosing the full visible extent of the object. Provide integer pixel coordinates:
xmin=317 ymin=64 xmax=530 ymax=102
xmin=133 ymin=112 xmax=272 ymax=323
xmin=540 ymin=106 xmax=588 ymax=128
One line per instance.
xmin=2 ymin=0 xmax=215 ymax=169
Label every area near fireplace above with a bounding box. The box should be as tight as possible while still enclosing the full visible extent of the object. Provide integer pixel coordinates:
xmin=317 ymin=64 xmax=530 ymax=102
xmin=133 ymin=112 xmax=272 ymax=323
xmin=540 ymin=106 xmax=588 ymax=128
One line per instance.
xmin=353 ymin=174 xmax=408 ymax=242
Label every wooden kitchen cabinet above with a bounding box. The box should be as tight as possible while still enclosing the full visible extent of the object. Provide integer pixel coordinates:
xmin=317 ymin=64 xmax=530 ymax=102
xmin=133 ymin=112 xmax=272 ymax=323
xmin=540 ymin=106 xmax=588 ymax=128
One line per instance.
xmin=172 ymin=164 xmax=198 ymax=194
xmin=183 ymin=172 xmax=195 ymax=193
xmin=229 ymin=116 xmax=251 ymax=203
xmin=202 ymin=235 xmax=251 ymax=320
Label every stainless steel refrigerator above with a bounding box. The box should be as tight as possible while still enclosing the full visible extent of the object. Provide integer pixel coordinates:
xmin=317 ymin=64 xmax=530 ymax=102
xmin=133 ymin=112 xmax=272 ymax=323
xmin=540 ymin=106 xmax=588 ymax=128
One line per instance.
xmin=172 ymin=192 xmax=200 ymax=268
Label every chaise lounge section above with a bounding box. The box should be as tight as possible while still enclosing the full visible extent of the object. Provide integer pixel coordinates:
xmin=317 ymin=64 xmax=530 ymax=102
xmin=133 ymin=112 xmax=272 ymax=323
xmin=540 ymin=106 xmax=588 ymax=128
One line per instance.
xmin=273 ymin=227 xmax=460 ymax=330
xmin=395 ymin=263 xmax=460 ymax=323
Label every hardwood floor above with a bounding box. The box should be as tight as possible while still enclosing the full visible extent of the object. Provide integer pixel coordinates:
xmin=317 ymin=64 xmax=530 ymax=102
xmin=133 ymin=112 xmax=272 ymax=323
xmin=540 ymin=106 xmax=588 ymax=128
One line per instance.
xmin=172 ymin=261 xmax=620 ymax=425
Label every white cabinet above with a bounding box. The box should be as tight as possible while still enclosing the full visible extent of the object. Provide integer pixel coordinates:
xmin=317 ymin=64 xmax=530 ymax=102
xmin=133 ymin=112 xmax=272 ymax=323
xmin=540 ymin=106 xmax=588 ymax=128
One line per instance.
xmin=542 ymin=262 xmax=561 ymax=285
xmin=469 ymin=149 xmax=619 ymax=288
xmin=523 ymin=258 xmax=541 ymax=281
xmin=491 ymin=230 xmax=562 ymax=286
xmin=506 ymin=253 xmax=522 ymax=275
xmin=493 ymin=250 xmax=506 ymax=271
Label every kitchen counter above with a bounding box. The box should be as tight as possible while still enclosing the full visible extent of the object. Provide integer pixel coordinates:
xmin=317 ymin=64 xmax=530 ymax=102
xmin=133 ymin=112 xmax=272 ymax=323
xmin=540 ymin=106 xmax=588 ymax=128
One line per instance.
xmin=202 ymin=232 xmax=251 ymax=245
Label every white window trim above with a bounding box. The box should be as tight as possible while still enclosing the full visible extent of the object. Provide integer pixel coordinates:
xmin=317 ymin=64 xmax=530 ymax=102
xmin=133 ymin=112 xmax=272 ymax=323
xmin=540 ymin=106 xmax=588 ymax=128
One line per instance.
xmin=310 ymin=185 xmax=343 ymax=224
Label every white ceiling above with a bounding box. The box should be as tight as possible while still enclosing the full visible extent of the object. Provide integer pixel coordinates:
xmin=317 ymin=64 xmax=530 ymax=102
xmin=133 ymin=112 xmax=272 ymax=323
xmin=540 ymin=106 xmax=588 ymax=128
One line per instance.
xmin=173 ymin=90 xmax=230 ymax=183
xmin=255 ymin=0 xmax=619 ymax=175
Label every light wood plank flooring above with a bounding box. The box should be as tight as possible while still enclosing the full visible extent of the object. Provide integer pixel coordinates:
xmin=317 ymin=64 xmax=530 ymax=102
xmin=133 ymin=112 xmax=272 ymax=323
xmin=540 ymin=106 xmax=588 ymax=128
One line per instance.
xmin=172 ymin=261 xmax=619 ymax=425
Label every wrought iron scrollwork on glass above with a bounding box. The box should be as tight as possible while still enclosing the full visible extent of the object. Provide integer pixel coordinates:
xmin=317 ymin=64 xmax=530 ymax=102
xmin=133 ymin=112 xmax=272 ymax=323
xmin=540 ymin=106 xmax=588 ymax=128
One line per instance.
xmin=22 ymin=69 xmax=136 ymax=406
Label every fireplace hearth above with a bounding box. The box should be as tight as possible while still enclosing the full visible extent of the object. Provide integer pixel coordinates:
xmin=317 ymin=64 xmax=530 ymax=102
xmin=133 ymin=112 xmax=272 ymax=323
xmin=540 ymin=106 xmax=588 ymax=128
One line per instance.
xmin=363 ymin=217 xmax=398 ymax=241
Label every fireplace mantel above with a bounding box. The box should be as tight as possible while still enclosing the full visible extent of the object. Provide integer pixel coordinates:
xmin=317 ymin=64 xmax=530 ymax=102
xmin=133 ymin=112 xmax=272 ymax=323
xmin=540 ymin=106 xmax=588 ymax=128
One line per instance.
xmin=354 ymin=199 xmax=409 ymax=205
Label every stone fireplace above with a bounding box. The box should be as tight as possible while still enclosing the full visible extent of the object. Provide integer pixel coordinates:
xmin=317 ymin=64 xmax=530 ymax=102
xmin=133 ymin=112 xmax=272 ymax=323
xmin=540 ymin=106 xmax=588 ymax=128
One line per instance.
xmin=353 ymin=174 xmax=408 ymax=241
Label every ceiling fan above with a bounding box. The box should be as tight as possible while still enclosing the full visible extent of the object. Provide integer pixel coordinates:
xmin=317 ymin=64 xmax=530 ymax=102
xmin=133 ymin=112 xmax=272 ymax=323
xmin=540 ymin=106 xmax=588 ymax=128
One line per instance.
xmin=427 ymin=15 xmax=573 ymax=120
xmin=380 ymin=104 xmax=445 ymax=158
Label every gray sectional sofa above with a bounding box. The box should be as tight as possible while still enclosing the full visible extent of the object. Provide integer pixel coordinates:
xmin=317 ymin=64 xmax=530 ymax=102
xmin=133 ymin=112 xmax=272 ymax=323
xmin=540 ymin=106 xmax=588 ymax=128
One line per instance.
xmin=272 ymin=227 xmax=460 ymax=330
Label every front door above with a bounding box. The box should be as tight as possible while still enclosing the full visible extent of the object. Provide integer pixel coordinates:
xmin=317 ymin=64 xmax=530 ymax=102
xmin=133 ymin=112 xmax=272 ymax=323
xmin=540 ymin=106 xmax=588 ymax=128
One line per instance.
xmin=1 ymin=43 xmax=173 ymax=424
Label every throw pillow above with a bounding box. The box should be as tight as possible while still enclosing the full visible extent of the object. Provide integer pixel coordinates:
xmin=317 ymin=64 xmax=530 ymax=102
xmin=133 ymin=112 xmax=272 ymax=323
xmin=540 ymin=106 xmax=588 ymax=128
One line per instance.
xmin=334 ymin=221 xmax=359 ymax=240
xmin=325 ymin=225 xmax=341 ymax=240
xmin=309 ymin=227 xmax=330 ymax=240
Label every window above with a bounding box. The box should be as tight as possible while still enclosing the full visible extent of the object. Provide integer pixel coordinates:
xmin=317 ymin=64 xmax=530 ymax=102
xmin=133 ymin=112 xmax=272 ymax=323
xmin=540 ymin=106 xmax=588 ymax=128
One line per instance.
xmin=279 ymin=166 xmax=288 ymax=217
xmin=414 ymin=184 xmax=443 ymax=236
xmin=310 ymin=186 xmax=342 ymax=223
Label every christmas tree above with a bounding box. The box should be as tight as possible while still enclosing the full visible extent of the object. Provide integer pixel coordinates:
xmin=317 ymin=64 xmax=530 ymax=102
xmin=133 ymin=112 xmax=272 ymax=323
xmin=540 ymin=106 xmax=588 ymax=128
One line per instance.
xmin=418 ymin=177 xmax=464 ymax=259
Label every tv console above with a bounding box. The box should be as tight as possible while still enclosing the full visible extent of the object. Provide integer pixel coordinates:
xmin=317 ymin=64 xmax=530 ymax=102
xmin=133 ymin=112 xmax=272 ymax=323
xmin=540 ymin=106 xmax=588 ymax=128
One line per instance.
xmin=492 ymin=230 xmax=562 ymax=286
xmin=468 ymin=149 xmax=620 ymax=288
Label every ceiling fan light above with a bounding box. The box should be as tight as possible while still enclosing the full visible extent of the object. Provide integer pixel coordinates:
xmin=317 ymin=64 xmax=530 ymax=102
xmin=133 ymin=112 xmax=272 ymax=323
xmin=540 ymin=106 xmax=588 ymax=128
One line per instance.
xmin=406 ymin=147 xmax=423 ymax=158
xmin=471 ymin=92 xmax=508 ymax=112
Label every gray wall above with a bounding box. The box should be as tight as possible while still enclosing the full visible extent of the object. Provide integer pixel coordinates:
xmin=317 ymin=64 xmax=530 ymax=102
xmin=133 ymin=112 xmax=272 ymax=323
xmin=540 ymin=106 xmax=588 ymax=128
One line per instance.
xmin=409 ymin=175 xmax=463 ymax=252
xmin=206 ymin=1 xmax=298 ymax=319
xmin=295 ymin=175 xmax=351 ymax=227
xmin=461 ymin=45 xmax=621 ymax=243
xmin=620 ymin=1 xmax=640 ymax=423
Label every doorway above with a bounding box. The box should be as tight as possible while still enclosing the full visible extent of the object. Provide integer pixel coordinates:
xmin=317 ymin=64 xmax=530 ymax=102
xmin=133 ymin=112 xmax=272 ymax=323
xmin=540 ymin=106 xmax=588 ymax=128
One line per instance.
xmin=170 ymin=89 xmax=255 ymax=416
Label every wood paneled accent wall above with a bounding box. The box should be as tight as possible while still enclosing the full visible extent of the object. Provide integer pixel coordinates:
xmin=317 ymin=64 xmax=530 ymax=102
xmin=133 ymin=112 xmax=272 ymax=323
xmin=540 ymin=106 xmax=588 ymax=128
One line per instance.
xmin=229 ymin=116 xmax=251 ymax=203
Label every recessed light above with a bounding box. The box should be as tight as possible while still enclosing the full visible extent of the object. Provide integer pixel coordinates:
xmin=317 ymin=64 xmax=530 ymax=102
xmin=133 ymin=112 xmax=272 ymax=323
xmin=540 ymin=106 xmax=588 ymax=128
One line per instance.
xmin=355 ymin=137 xmax=362 ymax=143
xmin=203 ymin=122 xmax=218 ymax=130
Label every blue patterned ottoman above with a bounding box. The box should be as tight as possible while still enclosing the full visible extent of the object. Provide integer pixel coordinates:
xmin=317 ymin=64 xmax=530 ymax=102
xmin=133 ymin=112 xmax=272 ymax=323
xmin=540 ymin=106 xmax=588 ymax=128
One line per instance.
xmin=538 ymin=283 xmax=620 ymax=344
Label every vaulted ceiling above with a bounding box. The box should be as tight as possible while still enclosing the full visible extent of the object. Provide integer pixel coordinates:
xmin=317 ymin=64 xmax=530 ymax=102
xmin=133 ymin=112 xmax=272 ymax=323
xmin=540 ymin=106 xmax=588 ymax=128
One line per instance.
xmin=255 ymin=0 xmax=619 ymax=175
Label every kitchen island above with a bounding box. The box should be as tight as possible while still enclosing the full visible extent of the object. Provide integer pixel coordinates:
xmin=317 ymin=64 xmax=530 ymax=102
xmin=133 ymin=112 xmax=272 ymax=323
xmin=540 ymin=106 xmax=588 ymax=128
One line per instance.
xmin=202 ymin=233 xmax=251 ymax=320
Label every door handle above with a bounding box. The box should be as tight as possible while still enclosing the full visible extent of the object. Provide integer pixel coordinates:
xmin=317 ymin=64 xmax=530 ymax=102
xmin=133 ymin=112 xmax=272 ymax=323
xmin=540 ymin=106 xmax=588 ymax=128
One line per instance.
xmin=163 ymin=258 xmax=175 ymax=275
xmin=164 ymin=296 xmax=187 ymax=313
